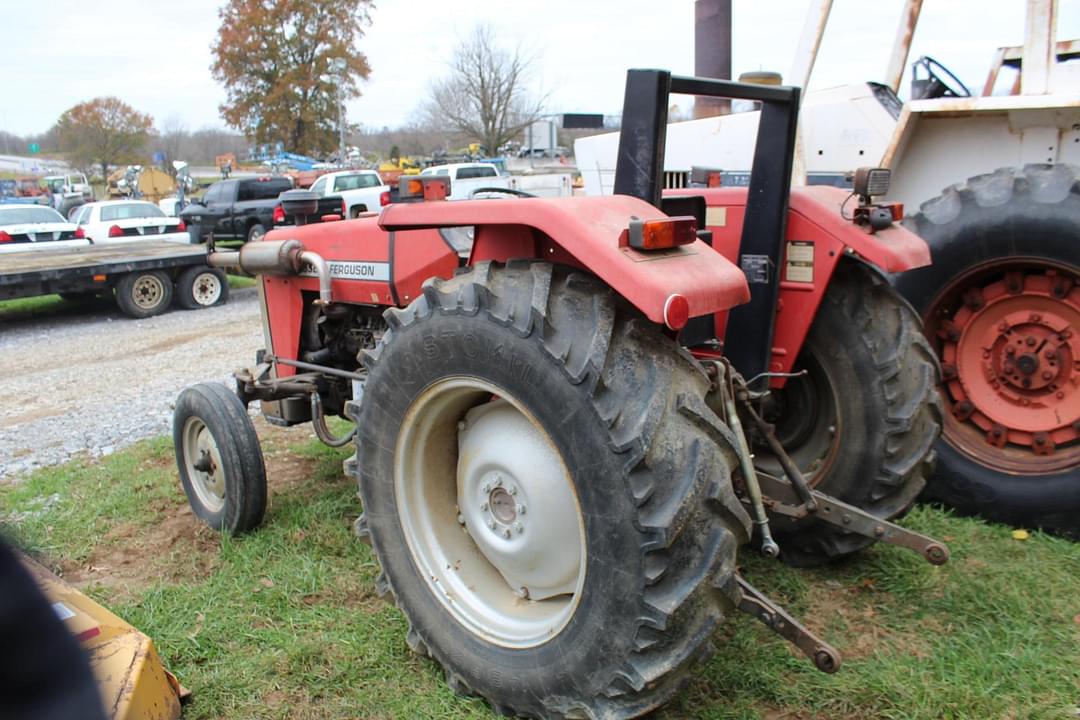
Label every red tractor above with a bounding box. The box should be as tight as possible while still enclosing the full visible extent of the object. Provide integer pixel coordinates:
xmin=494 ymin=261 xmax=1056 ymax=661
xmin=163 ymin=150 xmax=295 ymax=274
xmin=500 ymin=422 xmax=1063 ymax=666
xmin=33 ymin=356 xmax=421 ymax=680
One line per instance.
xmin=174 ymin=71 xmax=946 ymax=717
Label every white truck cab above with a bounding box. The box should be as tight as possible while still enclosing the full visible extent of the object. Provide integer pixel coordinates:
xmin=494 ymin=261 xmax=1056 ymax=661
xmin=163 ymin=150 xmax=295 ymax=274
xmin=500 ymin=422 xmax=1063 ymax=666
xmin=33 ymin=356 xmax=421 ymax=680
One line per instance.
xmin=420 ymin=163 xmax=510 ymax=200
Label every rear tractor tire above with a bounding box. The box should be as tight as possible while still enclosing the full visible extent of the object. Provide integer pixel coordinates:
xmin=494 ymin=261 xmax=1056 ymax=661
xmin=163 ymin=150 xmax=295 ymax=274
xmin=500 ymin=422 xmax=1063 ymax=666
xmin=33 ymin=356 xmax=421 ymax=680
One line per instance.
xmin=755 ymin=262 xmax=942 ymax=567
xmin=895 ymin=164 xmax=1080 ymax=537
xmin=174 ymin=383 xmax=267 ymax=534
xmin=350 ymin=261 xmax=751 ymax=719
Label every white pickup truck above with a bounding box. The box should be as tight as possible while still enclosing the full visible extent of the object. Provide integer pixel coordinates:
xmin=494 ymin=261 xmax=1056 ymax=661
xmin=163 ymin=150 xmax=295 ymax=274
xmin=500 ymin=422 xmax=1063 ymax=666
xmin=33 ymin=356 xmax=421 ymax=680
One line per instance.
xmin=309 ymin=170 xmax=390 ymax=218
xmin=419 ymin=163 xmax=511 ymax=200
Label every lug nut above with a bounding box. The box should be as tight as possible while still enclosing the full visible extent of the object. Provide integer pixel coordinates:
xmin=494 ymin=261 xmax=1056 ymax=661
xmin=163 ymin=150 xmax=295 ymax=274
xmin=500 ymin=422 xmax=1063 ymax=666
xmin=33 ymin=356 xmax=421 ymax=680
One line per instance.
xmin=515 ymin=587 xmax=529 ymax=600
xmin=508 ymin=486 xmax=517 ymax=496
xmin=488 ymin=520 xmax=496 ymax=530
xmin=503 ymin=528 xmax=512 ymax=538
xmin=516 ymin=504 xmax=526 ymax=515
xmin=513 ymin=522 xmax=523 ymax=534
xmin=1026 ymin=336 xmax=1037 ymax=347
xmin=457 ymin=513 xmax=465 ymax=525
xmin=480 ymin=502 xmax=488 ymax=511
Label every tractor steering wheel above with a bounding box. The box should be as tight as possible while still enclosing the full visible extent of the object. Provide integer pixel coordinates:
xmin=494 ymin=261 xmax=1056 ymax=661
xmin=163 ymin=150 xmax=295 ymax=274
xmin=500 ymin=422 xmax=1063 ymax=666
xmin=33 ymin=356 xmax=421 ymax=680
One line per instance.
xmin=910 ymin=56 xmax=972 ymax=100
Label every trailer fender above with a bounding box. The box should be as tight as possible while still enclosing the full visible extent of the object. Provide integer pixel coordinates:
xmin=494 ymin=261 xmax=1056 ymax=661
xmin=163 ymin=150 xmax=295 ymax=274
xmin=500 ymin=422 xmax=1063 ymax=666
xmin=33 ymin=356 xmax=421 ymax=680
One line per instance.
xmin=379 ymin=195 xmax=750 ymax=326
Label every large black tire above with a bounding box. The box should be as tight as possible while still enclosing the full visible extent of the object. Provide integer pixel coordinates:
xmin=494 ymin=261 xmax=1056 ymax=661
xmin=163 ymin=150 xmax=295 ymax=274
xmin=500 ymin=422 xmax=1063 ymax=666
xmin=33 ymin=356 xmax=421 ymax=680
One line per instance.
xmin=114 ymin=270 xmax=173 ymax=319
xmin=894 ymin=164 xmax=1080 ymax=537
xmin=349 ymin=261 xmax=751 ymax=719
xmin=173 ymin=383 xmax=267 ymax=534
xmin=175 ymin=266 xmax=229 ymax=310
xmin=763 ymin=261 xmax=942 ymax=567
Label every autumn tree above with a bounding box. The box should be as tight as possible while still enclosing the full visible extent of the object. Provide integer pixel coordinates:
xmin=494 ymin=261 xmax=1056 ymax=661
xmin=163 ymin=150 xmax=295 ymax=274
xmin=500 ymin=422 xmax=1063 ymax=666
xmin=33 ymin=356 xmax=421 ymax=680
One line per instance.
xmin=54 ymin=98 xmax=153 ymax=178
xmin=425 ymin=25 xmax=545 ymax=155
xmin=211 ymin=0 xmax=372 ymax=156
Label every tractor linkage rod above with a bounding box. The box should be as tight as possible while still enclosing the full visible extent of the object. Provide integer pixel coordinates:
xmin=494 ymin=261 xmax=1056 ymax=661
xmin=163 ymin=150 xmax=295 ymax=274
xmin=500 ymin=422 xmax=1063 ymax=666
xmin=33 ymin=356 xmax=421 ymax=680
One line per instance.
xmin=736 ymin=575 xmax=842 ymax=673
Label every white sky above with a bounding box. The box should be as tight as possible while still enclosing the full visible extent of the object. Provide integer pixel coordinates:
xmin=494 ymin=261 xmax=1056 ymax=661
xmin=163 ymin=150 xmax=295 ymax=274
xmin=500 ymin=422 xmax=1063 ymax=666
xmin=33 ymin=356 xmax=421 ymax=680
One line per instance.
xmin=2 ymin=0 xmax=1078 ymax=139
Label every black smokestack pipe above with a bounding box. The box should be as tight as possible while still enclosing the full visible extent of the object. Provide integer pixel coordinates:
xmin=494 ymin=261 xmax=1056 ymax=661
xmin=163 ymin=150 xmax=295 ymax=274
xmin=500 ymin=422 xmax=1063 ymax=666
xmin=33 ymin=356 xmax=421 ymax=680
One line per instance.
xmin=694 ymin=0 xmax=732 ymax=118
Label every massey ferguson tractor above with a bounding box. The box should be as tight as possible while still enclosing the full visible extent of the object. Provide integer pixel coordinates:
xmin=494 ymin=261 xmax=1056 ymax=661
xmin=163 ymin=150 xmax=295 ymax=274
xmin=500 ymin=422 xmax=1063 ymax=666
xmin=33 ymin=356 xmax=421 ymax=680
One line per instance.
xmin=173 ymin=71 xmax=947 ymax=718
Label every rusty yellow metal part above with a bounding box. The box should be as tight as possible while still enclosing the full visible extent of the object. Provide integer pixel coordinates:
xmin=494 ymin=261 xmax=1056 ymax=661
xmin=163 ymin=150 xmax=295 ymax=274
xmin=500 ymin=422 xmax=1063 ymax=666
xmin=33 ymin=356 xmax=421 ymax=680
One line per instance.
xmin=23 ymin=557 xmax=185 ymax=720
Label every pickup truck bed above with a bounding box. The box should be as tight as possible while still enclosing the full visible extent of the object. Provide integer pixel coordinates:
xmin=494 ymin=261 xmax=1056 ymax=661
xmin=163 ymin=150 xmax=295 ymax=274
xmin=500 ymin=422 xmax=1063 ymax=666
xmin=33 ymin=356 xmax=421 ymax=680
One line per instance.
xmin=0 ymin=241 xmax=225 ymax=318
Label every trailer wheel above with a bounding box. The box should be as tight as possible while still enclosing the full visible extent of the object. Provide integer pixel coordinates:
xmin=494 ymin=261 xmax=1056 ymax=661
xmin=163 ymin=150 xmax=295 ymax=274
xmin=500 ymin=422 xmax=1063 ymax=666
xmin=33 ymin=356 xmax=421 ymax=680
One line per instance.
xmin=758 ymin=261 xmax=942 ymax=567
xmin=350 ymin=261 xmax=750 ymax=719
xmin=176 ymin=266 xmax=229 ymax=309
xmin=115 ymin=270 xmax=173 ymax=318
xmin=895 ymin=164 xmax=1080 ymax=537
xmin=174 ymin=383 xmax=266 ymax=534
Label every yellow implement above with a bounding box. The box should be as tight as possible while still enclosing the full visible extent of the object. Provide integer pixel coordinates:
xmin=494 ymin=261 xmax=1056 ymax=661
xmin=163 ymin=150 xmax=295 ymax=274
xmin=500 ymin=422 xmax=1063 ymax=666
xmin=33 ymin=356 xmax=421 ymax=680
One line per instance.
xmin=23 ymin=557 xmax=185 ymax=720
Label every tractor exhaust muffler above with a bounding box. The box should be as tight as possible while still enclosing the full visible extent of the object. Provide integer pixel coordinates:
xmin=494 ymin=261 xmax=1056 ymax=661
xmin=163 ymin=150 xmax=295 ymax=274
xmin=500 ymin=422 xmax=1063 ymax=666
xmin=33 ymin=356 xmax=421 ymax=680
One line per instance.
xmin=208 ymin=239 xmax=333 ymax=305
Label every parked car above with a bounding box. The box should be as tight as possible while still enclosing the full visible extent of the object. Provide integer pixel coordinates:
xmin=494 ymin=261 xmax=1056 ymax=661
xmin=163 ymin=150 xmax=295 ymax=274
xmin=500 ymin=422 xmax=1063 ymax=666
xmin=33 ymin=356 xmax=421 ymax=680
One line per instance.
xmin=419 ymin=163 xmax=511 ymax=200
xmin=178 ymin=176 xmax=295 ymax=243
xmin=309 ymin=170 xmax=390 ymax=218
xmin=0 ymin=204 xmax=88 ymax=254
xmin=71 ymin=201 xmax=190 ymax=245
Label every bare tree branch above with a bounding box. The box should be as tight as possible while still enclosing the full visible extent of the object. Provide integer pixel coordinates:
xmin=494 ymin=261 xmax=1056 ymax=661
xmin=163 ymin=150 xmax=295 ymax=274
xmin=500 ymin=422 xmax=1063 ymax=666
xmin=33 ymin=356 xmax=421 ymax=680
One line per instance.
xmin=424 ymin=24 xmax=546 ymax=155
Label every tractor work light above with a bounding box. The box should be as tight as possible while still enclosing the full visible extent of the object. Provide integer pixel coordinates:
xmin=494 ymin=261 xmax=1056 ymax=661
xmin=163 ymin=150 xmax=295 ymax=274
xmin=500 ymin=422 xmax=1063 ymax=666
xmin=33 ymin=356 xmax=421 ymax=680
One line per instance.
xmin=853 ymin=167 xmax=891 ymax=201
xmin=399 ymin=175 xmax=451 ymax=202
xmin=627 ymin=216 xmax=697 ymax=251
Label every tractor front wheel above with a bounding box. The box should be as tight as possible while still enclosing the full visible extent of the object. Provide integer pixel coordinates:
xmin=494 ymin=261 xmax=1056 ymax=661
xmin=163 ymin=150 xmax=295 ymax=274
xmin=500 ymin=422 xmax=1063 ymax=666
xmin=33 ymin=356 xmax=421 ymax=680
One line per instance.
xmin=351 ymin=261 xmax=750 ymax=718
xmin=758 ymin=261 xmax=942 ymax=566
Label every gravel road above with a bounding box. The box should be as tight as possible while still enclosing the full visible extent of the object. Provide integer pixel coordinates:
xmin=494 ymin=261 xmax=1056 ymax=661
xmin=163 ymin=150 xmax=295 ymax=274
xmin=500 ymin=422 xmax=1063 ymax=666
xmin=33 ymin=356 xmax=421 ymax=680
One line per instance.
xmin=0 ymin=289 xmax=263 ymax=481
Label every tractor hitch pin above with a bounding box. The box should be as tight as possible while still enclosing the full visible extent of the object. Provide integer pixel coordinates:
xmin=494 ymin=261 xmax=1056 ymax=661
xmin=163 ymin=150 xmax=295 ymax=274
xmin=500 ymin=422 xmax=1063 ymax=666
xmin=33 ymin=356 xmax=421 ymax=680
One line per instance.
xmin=715 ymin=362 xmax=780 ymax=558
xmin=737 ymin=393 xmax=817 ymax=512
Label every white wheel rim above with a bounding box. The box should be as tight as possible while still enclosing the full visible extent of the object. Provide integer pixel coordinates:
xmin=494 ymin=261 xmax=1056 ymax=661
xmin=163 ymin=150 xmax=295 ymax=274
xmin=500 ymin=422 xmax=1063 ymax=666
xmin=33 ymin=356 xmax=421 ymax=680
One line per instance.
xmin=394 ymin=377 xmax=586 ymax=648
xmin=250 ymin=227 xmax=265 ymax=241
xmin=182 ymin=416 xmax=226 ymax=512
xmin=132 ymin=274 xmax=165 ymax=310
xmin=191 ymin=272 xmax=222 ymax=306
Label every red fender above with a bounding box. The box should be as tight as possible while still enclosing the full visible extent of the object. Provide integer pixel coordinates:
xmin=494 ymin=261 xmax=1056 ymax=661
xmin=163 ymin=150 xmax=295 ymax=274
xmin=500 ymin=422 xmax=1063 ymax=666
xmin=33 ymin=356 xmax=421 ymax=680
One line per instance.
xmin=379 ymin=195 xmax=750 ymax=326
xmin=668 ymin=186 xmax=931 ymax=385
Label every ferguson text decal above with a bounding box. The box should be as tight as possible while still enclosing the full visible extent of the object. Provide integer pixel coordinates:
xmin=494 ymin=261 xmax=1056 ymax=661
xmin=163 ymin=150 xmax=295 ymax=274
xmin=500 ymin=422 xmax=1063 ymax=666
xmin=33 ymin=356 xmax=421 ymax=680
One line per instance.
xmin=300 ymin=261 xmax=390 ymax=282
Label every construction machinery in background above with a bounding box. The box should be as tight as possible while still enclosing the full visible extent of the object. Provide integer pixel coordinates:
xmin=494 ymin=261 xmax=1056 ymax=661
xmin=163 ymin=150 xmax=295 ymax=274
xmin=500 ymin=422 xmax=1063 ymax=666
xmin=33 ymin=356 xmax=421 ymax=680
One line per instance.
xmin=173 ymin=67 xmax=947 ymax=718
xmin=575 ymin=0 xmax=1080 ymax=537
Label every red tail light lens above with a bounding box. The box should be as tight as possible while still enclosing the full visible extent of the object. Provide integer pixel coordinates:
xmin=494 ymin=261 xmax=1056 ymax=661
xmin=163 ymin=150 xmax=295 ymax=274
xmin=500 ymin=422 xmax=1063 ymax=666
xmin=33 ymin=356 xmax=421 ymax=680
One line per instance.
xmin=626 ymin=216 xmax=697 ymax=251
xmin=108 ymin=225 xmax=124 ymax=237
xmin=74 ymin=226 xmax=85 ymax=238
xmin=342 ymin=198 xmax=347 ymax=217
xmin=0 ymin=231 xmax=11 ymax=243
xmin=379 ymin=191 xmax=390 ymax=206
xmin=272 ymin=205 xmax=285 ymax=224
xmin=176 ymin=219 xmax=187 ymax=232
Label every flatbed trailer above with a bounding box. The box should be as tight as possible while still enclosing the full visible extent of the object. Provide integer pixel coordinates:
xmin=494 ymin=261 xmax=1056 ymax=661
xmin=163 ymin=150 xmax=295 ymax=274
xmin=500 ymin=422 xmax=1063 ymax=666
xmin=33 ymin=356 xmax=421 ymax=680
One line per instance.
xmin=0 ymin=241 xmax=230 ymax=318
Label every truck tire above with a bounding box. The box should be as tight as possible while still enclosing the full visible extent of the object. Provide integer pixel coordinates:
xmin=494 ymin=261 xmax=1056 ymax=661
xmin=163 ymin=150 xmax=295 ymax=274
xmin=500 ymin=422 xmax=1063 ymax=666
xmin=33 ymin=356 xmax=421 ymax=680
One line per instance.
xmin=174 ymin=383 xmax=266 ymax=534
xmin=350 ymin=261 xmax=751 ymax=719
xmin=246 ymin=223 xmax=266 ymax=243
xmin=759 ymin=261 xmax=942 ymax=567
xmin=894 ymin=164 xmax=1080 ymax=537
xmin=114 ymin=270 xmax=174 ymax=319
xmin=176 ymin=266 xmax=229 ymax=310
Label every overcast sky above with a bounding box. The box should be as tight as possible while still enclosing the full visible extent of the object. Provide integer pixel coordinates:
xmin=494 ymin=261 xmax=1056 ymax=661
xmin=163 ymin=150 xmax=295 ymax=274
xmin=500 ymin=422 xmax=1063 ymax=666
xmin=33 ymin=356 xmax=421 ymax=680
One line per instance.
xmin=3 ymin=0 xmax=1078 ymax=140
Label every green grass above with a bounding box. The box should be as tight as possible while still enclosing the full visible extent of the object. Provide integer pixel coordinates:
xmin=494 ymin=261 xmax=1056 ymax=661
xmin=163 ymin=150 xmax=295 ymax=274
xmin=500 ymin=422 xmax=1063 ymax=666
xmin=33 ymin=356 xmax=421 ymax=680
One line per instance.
xmin=0 ymin=274 xmax=255 ymax=320
xmin=2 ymin=434 xmax=1078 ymax=720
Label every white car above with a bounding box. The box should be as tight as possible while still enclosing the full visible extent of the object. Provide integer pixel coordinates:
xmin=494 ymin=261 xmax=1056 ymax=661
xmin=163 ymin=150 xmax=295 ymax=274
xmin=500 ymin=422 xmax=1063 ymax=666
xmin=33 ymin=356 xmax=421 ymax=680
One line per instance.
xmin=0 ymin=204 xmax=88 ymax=254
xmin=309 ymin=170 xmax=390 ymax=218
xmin=72 ymin=201 xmax=190 ymax=245
xmin=419 ymin=163 xmax=511 ymax=200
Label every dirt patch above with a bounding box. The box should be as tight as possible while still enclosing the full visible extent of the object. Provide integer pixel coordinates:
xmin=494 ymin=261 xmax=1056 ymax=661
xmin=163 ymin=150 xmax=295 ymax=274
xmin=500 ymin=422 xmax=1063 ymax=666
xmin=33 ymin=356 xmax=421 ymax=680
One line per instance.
xmin=60 ymin=506 xmax=221 ymax=597
xmin=0 ymin=405 xmax=65 ymax=430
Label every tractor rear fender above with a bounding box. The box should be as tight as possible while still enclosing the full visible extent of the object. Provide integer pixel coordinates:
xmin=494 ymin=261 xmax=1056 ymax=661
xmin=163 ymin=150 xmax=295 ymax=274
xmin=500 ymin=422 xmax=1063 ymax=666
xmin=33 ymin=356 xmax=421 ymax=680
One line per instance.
xmin=670 ymin=185 xmax=930 ymax=383
xmin=379 ymin=194 xmax=750 ymax=326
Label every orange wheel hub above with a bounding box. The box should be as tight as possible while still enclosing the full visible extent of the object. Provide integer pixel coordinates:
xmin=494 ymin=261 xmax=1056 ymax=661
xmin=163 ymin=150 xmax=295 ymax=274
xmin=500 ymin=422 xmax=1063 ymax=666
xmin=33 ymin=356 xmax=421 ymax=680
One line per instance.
xmin=932 ymin=263 xmax=1080 ymax=473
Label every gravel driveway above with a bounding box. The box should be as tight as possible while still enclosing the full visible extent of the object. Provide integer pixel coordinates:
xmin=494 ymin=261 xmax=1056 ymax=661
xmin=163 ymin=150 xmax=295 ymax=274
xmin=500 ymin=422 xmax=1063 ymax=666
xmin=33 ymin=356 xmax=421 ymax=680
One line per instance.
xmin=0 ymin=289 xmax=263 ymax=480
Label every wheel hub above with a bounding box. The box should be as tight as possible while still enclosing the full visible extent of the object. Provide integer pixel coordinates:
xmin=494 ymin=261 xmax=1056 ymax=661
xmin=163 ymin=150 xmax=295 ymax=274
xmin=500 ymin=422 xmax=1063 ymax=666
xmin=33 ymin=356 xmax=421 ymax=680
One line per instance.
xmin=936 ymin=265 xmax=1079 ymax=468
xmin=457 ymin=399 xmax=581 ymax=600
xmin=182 ymin=418 xmax=225 ymax=511
xmin=133 ymin=275 xmax=164 ymax=309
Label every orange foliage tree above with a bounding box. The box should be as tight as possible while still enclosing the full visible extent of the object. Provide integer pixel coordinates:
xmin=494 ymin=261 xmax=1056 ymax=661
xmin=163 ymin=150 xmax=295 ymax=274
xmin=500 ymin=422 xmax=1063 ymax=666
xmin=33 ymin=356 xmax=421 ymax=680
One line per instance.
xmin=55 ymin=98 xmax=153 ymax=178
xmin=211 ymin=0 xmax=373 ymax=156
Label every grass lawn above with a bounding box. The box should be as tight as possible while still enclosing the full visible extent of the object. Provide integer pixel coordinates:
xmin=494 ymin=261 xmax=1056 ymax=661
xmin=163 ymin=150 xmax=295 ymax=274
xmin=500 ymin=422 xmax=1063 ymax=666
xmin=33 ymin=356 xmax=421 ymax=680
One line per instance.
xmin=0 ymin=274 xmax=255 ymax=320
xmin=1 ymin=427 xmax=1077 ymax=720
